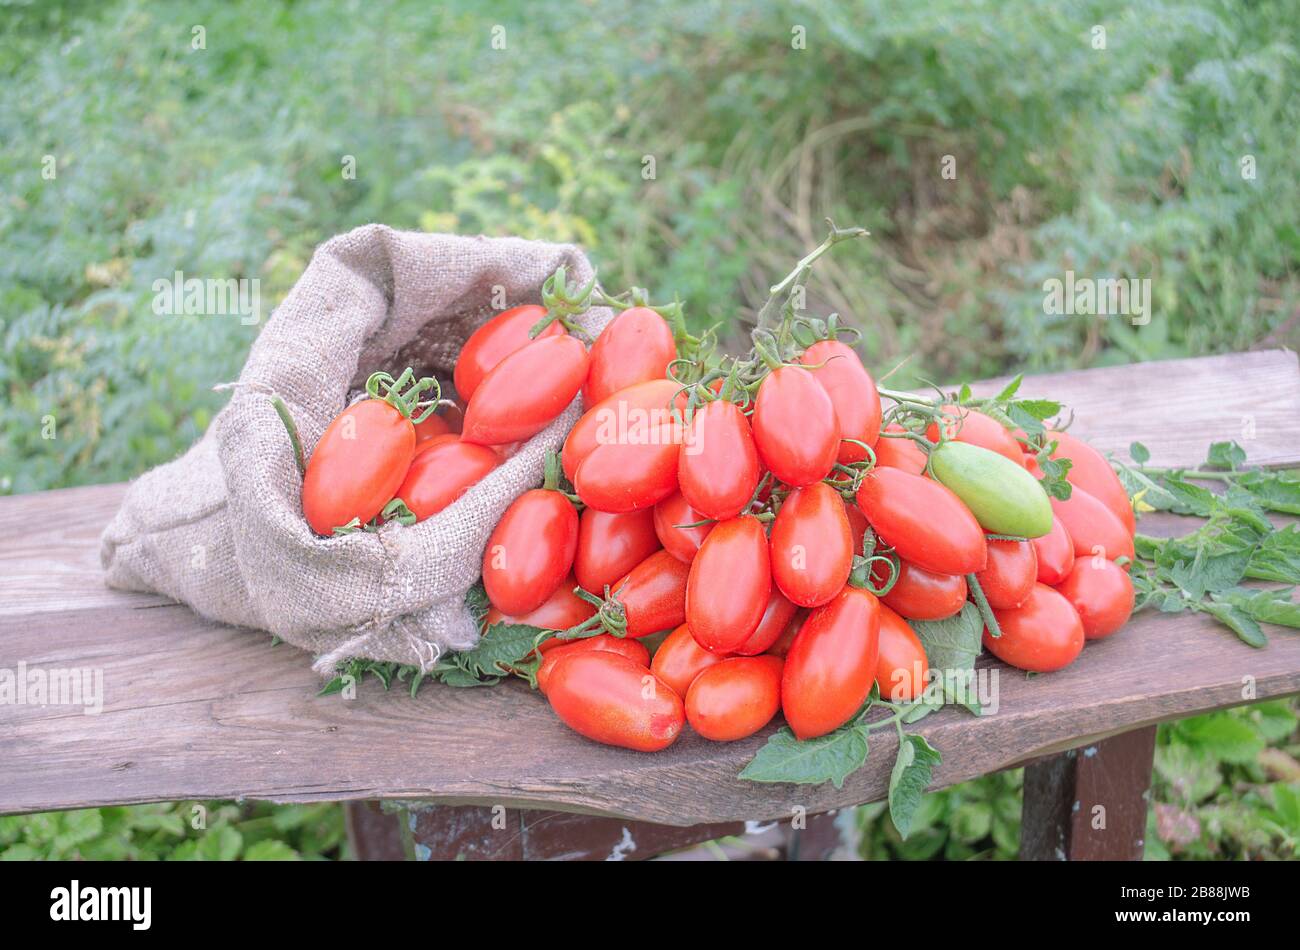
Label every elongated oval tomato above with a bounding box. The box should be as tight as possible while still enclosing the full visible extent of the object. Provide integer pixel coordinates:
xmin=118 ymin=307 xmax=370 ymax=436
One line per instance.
xmin=765 ymin=608 xmax=806 ymax=658
xmin=413 ymin=411 xmax=451 ymax=446
xmin=678 ymin=400 xmax=761 ymax=520
xmin=650 ymin=623 xmax=728 ymax=697
xmin=483 ymin=489 xmax=579 ymax=616
xmin=926 ymin=406 xmax=1023 ymax=463
xmin=876 ymin=605 xmax=929 ymax=702
xmin=1050 ymin=486 xmax=1135 ymax=565
xmin=303 ymin=398 xmax=415 ymax=535
xmin=686 ymin=516 xmax=771 ymax=653
xmin=875 ymin=559 xmax=968 ymax=621
xmin=686 ymin=655 xmax=784 ymax=741
xmin=769 ymin=482 xmax=853 ymax=608
xmin=574 ymin=508 xmax=661 ymax=595
xmin=856 ymin=467 xmax=988 ymax=575
xmin=394 ymin=438 xmax=500 ymax=521
xmin=653 ymin=491 xmax=714 ymax=562
xmin=974 ymin=539 xmax=1037 ymax=610
xmin=874 ymin=423 xmax=929 ymax=474
xmin=782 ymin=586 xmax=881 ymax=740
xmin=546 ymin=652 xmax=684 ymax=752
xmin=485 ymin=575 xmax=594 ymax=651
xmin=984 ymin=583 xmax=1084 ymax=672
xmin=536 ymin=633 xmax=651 ymax=694
xmin=561 ymin=379 xmax=682 ymax=482
xmin=845 ymin=500 xmax=870 ymax=556
xmin=1048 ymin=429 xmax=1135 ymax=535
xmin=799 ymin=340 xmax=881 ymax=463
xmin=1032 ymin=515 xmax=1075 ymax=585
xmin=611 ymin=550 xmax=691 ymax=638
xmin=1055 ymin=558 xmax=1135 ymax=640
xmin=462 ymin=334 xmax=589 ymax=445
xmin=734 ymin=588 xmax=799 ymax=656
xmin=453 ymin=304 xmax=558 ymax=402
xmin=752 ymin=365 xmax=839 ymax=486
xmin=583 ymin=306 xmax=677 ymax=406
xmin=574 ymin=425 xmax=681 ymax=512
xmin=930 ymin=441 xmax=1053 ymax=538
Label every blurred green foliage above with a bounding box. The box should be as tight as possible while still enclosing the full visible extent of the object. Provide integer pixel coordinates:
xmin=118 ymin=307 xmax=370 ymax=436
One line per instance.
xmin=1 ymin=0 xmax=1296 ymax=860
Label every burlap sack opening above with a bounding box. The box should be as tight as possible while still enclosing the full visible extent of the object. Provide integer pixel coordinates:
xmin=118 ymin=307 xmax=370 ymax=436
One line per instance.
xmin=101 ymin=225 xmax=611 ymax=676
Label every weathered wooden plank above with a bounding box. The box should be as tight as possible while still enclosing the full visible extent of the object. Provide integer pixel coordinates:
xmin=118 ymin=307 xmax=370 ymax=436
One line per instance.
xmin=0 ymin=350 xmax=1297 ymax=825
xmin=1020 ymin=726 xmax=1157 ymax=861
xmin=965 ymin=349 xmax=1300 ymax=468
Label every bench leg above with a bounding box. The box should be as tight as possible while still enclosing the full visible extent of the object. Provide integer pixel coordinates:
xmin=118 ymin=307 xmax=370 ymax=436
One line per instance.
xmin=1019 ymin=725 xmax=1157 ymax=860
xmin=344 ymin=802 xmax=851 ymax=861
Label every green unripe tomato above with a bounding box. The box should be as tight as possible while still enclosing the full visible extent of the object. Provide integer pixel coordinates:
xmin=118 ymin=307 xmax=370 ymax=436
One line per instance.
xmin=929 ymin=440 xmax=1053 ymax=538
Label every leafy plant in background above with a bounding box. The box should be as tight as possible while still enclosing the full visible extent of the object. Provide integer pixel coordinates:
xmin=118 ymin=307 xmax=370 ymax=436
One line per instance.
xmin=0 ymin=801 xmax=346 ymax=861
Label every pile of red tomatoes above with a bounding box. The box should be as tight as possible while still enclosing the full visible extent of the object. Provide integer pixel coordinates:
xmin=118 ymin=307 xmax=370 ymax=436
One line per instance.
xmin=298 ymin=269 xmax=1137 ymax=756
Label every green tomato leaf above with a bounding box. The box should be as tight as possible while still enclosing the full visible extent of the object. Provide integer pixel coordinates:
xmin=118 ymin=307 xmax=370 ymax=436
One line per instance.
xmin=1201 ymin=602 xmax=1268 ymax=648
xmin=739 ymin=725 xmax=869 ymax=789
xmin=1205 ymin=441 xmax=1246 ymax=471
xmin=1212 ymin=587 xmax=1300 ymax=629
xmin=912 ymin=602 xmax=983 ymax=675
xmin=1129 ymin=441 xmax=1150 ymax=464
xmin=888 ymin=733 xmax=942 ymax=839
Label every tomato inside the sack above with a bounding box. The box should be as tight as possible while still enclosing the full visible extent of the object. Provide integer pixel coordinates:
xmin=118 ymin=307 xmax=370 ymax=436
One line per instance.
xmin=413 ymin=412 xmax=451 ymax=446
xmin=395 ymin=438 xmax=500 ymax=521
xmin=1050 ymin=486 xmax=1135 ymax=565
xmin=536 ymin=634 xmax=651 ymax=694
xmin=974 ymin=539 xmax=1038 ymax=610
xmin=855 ymin=467 xmax=988 ymax=575
xmin=483 ymin=489 xmax=579 ymax=616
xmin=453 ymin=304 xmax=558 ymax=402
xmin=583 ymin=306 xmax=678 ymax=406
xmin=574 ymin=425 xmax=681 ymax=512
xmin=782 ymin=586 xmax=881 ymax=740
xmin=875 ymin=605 xmax=930 ymax=702
xmin=461 ymin=334 xmax=589 ymax=445
xmin=653 ymin=491 xmax=714 ymax=562
xmin=484 ymin=576 xmax=595 ymax=648
xmin=929 ymin=440 xmax=1053 ymax=538
xmin=561 ymin=379 xmax=682 ymax=482
xmin=1047 ymin=430 xmax=1135 ymax=535
xmin=686 ymin=515 xmax=772 ymax=653
xmin=677 ymin=400 xmax=761 ymax=520
xmin=545 ymin=652 xmax=684 ymax=752
xmin=874 ymin=424 xmax=930 ymax=474
xmin=733 ymin=587 xmax=799 ymax=655
xmin=1054 ymin=558 xmax=1135 ymax=640
xmin=983 ymin=583 xmax=1084 ymax=672
xmin=752 ymin=365 xmax=839 ymax=486
xmin=650 ymin=623 xmax=728 ymax=697
xmin=303 ymin=398 xmax=416 ymax=536
xmin=574 ymin=508 xmax=661 ymax=595
xmin=610 ymin=550 xmax=691 ymax=638
xmin=769 ymin=481 xmax=853 ymax=608
xmin=875 ymin=559 xmax=968 ymax=621
xmin=685 ymin=655 xmax=784 ymax=742
xmin=925 ymin=406 xmax=1023 ymax=463
xmin=798 ymin=340 xmax=882 ymax=463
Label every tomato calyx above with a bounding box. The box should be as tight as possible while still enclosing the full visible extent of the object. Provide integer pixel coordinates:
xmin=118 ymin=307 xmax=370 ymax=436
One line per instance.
xmin=552 ymin=585 xmax=630 ymax=641
xmin=846 ymin=524 xmax=901 ymax=596
xmin=528 ymin=264 xmax=596 ymax=341
xmin=379 ymin=498 xmax=417 ymax=526
xmin=365 ymin=367 xmax=442 ymax=423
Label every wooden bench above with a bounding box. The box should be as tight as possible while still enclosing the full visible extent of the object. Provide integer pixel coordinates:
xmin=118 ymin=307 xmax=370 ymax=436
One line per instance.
xmin=3 ymin=349 xmax=1298 ymax=861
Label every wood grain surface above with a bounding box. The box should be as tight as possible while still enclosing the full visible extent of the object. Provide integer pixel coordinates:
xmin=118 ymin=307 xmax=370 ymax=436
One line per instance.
xmin=1 ymin=350 xmax=1298 ymax=825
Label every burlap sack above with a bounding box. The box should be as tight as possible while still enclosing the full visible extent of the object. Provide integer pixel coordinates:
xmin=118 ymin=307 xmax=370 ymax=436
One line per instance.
xmin=101 ymin=225 xmax=611 ymax=676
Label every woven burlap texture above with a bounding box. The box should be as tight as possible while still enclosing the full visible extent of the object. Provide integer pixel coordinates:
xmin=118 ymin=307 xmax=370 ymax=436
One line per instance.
xmin=101 ymin=225 xmax=611 ymax=677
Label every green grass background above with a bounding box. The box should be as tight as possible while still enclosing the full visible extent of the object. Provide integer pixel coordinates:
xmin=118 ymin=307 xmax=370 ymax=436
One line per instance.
xmin=1 ymin=0 xmax=1297 ymax=859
